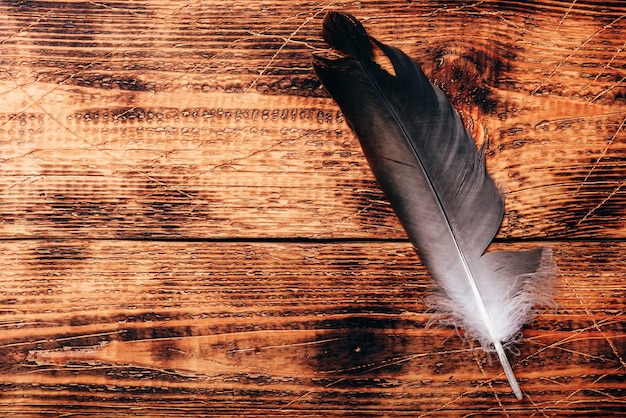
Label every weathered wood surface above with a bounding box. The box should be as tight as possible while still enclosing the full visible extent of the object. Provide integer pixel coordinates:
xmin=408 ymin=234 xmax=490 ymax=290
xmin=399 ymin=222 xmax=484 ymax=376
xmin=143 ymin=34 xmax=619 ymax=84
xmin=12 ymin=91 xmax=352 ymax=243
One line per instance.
xmin=0 ymin=0 xmax=624 ymax=416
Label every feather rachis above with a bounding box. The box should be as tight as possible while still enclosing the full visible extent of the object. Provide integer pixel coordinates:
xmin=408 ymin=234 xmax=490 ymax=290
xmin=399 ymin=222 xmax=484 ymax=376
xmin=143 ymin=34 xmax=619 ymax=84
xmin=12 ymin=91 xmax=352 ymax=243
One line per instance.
xmin=312 ymin=12 xmax=557 ymax=399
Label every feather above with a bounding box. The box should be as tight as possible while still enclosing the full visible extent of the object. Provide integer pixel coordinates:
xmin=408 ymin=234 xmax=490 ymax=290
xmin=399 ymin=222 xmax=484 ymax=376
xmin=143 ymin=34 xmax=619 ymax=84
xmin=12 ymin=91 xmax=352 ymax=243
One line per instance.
xmin=312 ymin=12 xmax=557 ymax=399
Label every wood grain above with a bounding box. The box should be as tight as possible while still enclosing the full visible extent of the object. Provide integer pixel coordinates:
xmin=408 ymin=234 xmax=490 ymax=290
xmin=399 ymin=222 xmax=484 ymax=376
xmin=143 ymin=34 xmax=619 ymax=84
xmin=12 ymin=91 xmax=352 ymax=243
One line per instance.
xmin=0 ymin=240 xmax=624 ymax=415
xmin=0 ymin=0 xmax=624 ymax=416
xmin=1 ymin=0 xmax=624 ymax=240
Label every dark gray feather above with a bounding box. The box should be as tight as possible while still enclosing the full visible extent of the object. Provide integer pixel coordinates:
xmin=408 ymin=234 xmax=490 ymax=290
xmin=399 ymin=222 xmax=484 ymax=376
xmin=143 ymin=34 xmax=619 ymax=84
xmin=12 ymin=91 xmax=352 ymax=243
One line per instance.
xmin=312 ymin=12 xmax=557 ymax=400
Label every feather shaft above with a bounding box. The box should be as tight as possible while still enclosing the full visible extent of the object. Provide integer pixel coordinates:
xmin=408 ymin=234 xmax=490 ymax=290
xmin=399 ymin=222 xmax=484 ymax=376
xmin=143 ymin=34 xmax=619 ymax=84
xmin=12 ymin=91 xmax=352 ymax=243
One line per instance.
xmin=312 ymin=11 xmax=557 ymax=399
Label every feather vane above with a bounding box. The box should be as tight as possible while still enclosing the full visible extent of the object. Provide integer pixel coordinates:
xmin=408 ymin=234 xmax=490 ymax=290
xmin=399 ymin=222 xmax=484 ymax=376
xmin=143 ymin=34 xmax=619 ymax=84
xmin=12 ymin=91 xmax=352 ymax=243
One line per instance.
xmin=312 ymin=12 xmax=557 ymax=399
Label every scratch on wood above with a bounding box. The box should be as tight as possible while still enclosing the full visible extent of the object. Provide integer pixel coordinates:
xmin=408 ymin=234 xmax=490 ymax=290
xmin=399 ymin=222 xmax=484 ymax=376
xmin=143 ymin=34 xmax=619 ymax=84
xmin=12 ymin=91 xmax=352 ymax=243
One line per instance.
xmin=0 ymin=0 xmax=202 ymax=129
xmin=244 ymin=6 xmax=331 ymax=94
xmin=529 ymin=326 xmax=621 ymax=363
xmin=574 ymin=115 xmax=626 ymax=225
xmin=114 ymin=63 xmax=202 ymax=120
xmin=228 ymin=337 xmax=342 ymax=353
xmin=282 ymin=347 xmax=472 ymax=411
xmin=0 ymin=7 xmax=56 ymax=46
xmin=422 ymin=1 xmax=485 ymax=18
xmin=413 ymin=347 xmax=511 ymax=417
xmin=202 ymin=136 xmax=304 ymax=173
xmin=576 ymin=180 xmax=625 ymax=226
xmin=27 ymin=342 xmax=110 ymax=365
xmin=560 ymin=275 xmax=626 ymax=371
xmin=547 ymin=333 xmax=624 ymax=404
xmin=584 ymin=40 xmax=625 ymax=99
xmin=85 ymin=1 xmax=152 ymax=16
xmin=468 ymin=342 xmax=507 ymax=413
xmin=589 ymin=74 xmax=626 ymax=104
xmin=311 ymin=197 xmax=394 ymax=238
xmin=0 ymin=330 xmax=126 ymax=350
xmin=524 ymin=14 xmax=625 ymax=110
xmin=556 ymin=0 xmax=578 ymax=30
xmin=574 ymin=114 xmax=625 ymax=191
xmin=1 ymin=78 xmax=201 ymax=206
xmin=520 ymin=315 xmax=625 ymax=406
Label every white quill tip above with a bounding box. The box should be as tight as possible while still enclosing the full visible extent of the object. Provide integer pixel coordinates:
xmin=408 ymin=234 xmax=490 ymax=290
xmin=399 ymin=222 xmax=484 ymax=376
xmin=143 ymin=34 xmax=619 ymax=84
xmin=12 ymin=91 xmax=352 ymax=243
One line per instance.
xmin=494 ymin=340 xmax=523 ymax=400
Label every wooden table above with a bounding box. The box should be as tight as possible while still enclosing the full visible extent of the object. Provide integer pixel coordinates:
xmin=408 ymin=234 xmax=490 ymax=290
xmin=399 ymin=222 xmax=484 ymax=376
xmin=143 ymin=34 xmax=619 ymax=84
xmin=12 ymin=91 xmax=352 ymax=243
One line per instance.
xmin=1 ymin=1 xmax=624 ymax=416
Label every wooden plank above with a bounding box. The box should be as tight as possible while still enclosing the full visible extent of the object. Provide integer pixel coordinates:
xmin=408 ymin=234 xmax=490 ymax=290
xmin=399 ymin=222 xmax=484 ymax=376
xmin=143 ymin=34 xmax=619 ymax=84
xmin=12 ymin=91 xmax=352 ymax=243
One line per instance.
xmin=0 ymin=0 xmax=624 ymax=240
xmin=0 ymin=240 xmax=623 ymax=416
xmin=0 ymin=0 xmax=625 ymax=416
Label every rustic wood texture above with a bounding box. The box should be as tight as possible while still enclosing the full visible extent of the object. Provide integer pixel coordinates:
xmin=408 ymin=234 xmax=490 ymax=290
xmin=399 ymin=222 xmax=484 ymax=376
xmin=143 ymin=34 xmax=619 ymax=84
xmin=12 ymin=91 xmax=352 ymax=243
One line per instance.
xmin=0 ymin=0 xmax=624 ymax=416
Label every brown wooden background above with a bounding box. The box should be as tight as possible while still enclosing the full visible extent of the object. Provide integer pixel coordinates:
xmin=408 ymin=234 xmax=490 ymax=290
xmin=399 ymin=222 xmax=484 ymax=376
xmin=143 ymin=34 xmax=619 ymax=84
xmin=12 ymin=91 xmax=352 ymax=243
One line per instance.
xmin=0 ymin=0 xmax=624 ymax=416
